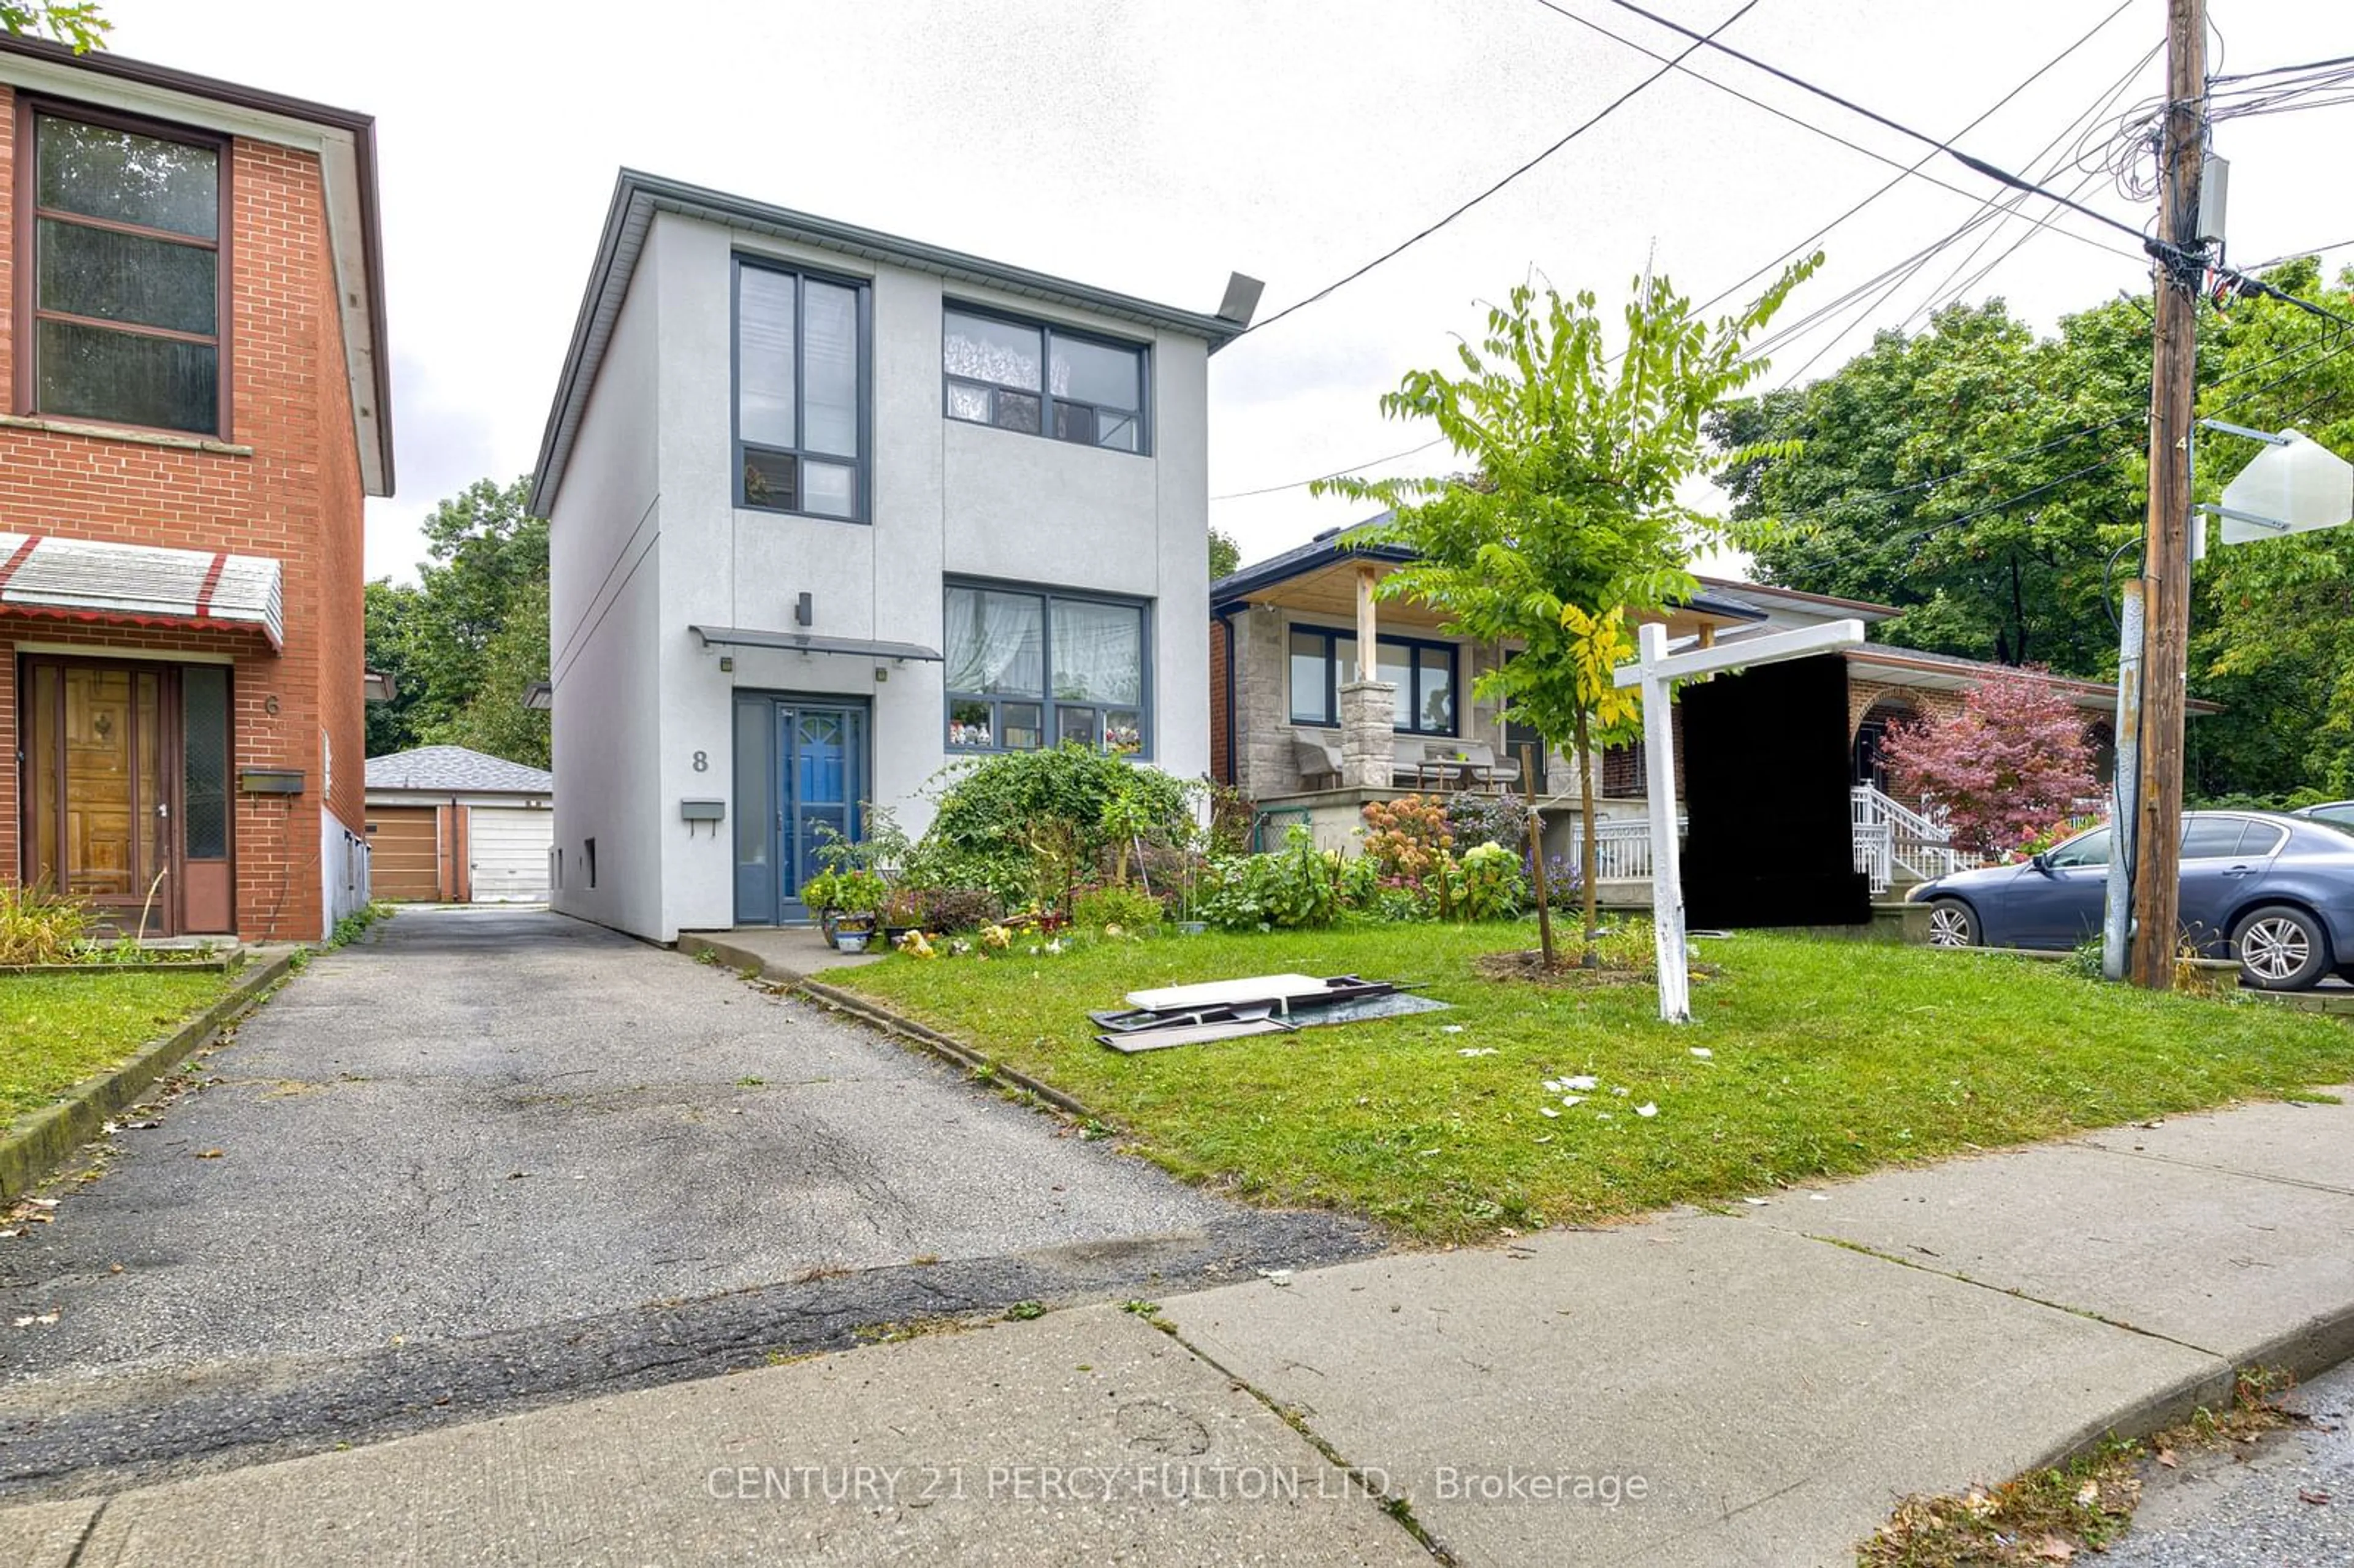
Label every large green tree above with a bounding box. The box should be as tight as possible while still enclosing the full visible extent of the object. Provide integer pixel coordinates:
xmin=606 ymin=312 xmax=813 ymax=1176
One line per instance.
xmin=1320 ymin=259 xmax=1817 ymax=962
xmin=2189 ymin=258 xmax=2354 ymax=799
xmin=1713 ymin=260 xmax=2354 ymax=801
xmin=1209 ymin=526 xmax=1241 ymax=582
xmin=1712 ymin=297 xmax=2152 ymax=679
xmin=364 ymin=476 xmax=550 ymax=768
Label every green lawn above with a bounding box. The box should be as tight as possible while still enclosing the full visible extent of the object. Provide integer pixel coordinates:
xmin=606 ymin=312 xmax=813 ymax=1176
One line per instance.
xmin=834 ymin=923 xmax=2354 ymax=1243
xmin=0 ymin=970 xmax=237 ymax=1125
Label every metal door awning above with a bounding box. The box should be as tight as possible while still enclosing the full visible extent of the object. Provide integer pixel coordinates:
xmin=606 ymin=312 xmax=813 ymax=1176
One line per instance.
xmin=1092 ymin=973 xmax=1448 ymax=1052
xmin=690 ymin=625 xmax=943 ymax=661
xmin=0 ymin=533 xmax=283 ymax=649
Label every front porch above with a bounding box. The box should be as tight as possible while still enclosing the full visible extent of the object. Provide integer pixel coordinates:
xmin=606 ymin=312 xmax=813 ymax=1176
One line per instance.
xmin=1213 ymin=528 xmax=1764 ymax=850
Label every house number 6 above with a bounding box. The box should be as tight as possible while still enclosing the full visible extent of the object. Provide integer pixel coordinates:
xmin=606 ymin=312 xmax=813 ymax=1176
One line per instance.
xmin=692 ymin=750 xmax=709 ymax=772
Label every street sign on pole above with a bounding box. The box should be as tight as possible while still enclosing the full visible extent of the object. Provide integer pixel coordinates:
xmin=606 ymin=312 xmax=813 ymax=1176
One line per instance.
xmin=2212 ymin=429 xmax=2354 ymax=545
xmin=1615 ymin=617 xmax=1866 ymax=1022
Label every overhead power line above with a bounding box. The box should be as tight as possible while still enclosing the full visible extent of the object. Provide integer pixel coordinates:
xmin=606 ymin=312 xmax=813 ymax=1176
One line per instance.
xmin=1763 ymin=37 xmax=2162 ymax=387
xmin=1239 ymin=0 xmax=1759 ymax=339
xmin=1212 ymin=4 xmax=2146 ymax=504
xmin=1211 ymin=437 xmax=1446 ymax=501
xmin=1588 ymin=0 xmax=2166 ymax=255
xmin=1758 ymin=321 xmax=2354 ymax=537
xmin=1524 ymin=0 xmax=2143 ymax=267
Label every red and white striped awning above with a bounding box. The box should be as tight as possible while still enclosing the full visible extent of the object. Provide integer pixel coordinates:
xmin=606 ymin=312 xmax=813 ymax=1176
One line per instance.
xmin=0 ymin=533 xmax=283 ymax=650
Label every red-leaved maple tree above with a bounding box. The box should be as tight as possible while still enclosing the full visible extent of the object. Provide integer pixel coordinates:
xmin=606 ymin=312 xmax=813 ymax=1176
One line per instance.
xmin=1880 ymin=669 xmax=2101 ymax=854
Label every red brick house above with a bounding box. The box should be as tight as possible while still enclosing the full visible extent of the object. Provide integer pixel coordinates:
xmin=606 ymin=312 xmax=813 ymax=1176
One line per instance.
xmin=0 ymin=39 xmax=392 ymax=940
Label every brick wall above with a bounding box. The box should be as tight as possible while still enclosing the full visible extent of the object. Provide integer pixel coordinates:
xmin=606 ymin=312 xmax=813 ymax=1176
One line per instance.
xmin=1848 ymin=680 xmax=1963 ymax=736
xmin=0 ymin=87 xmax=370 ymax=942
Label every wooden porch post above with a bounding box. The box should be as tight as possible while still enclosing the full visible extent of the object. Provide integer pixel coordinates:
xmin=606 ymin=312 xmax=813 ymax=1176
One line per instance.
xmin=1354 ymin=565 xmax=1379 ymax=678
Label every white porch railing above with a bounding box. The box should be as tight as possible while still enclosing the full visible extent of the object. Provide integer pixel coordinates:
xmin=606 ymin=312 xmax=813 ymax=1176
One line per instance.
xmin=1567 ymin=793 xmax=1981 ymax=894
xmin=1569 ymin=818 xmax=1693 ymax=880
xmin=1850 ymin=785 xmax=1987 ymax=885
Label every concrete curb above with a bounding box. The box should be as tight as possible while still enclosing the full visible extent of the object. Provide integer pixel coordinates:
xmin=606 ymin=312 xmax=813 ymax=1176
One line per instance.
xmin=0 ymin=953 xmax=295 ymax=1204
xmin=0 ymin=955 xmax=240 ymax=976
xmin=2025 ymin=1293 xmax=2354 ymax=1480
xmin=679 ymin=935 xmax=1103 ymax=1124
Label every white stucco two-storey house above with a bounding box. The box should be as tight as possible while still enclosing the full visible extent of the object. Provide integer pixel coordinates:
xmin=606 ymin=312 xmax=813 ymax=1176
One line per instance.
xmin=528 ymin=172 xmax=1256 ymax=942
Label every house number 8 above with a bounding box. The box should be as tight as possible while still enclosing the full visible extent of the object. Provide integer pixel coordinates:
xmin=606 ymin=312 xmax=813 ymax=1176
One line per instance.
xmin=692 ymin=750 xmax=709 ymax=772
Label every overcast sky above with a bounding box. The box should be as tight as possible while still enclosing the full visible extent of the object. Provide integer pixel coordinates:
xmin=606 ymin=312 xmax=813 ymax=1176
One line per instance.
xmin=96 ymin=0 xmax=2352 ymax=583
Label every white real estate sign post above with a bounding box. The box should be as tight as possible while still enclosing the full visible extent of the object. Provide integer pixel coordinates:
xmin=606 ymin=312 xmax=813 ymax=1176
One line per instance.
xmin=1616 ymin=618 xmax=1867 ymax=1023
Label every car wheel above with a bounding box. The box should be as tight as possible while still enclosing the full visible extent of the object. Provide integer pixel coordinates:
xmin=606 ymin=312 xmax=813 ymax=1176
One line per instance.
xmin=2230 ymin=905 xmax=2333 ymax=991
xmin=1926 ymin=899 xmax=1978 ymax=948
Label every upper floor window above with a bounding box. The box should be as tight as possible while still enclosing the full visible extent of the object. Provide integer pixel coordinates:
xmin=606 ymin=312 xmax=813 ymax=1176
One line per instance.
xmin=942 ymin=306 xmax=1146 ymax=454
xmin=734 ymin=257 xmax=868 ymax=521
xmin=1287 ymin=626 xmax=1457 ymax=736
xmin=945 ymin=581 xmax=1148 ymax=756
xmin=21 ymin=108 xmax=225 ymax=436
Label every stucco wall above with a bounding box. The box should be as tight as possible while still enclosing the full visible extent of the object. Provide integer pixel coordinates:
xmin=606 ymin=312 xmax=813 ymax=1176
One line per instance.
xmin=546 ymin=220 xmax=664 ymax=938
xmin=555 ymin=213 xmax=1213 ymax=942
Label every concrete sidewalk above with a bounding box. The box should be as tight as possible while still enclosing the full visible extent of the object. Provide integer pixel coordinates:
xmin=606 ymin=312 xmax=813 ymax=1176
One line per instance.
xmin=12 ymin=1089 xmax=2354 ymax=1567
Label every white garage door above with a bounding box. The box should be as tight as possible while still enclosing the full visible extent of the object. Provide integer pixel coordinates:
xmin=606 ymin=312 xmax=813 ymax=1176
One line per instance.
xmin=467 ymin=806 xmax=553 ymax=902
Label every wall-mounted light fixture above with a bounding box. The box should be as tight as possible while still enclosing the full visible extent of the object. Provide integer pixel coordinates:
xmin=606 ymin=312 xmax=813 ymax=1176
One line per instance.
xmin=795 ymin=592 xmax=814 ymax=627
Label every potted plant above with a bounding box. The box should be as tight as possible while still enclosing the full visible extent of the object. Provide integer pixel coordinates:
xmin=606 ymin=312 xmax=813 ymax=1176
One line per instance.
xmin=802 ymin=870 xmax=844 ymax=945
xmin=832 ymin=870 xmax=887 ymax=944
xmin=878 ymin=885 xmax=925 ymax=945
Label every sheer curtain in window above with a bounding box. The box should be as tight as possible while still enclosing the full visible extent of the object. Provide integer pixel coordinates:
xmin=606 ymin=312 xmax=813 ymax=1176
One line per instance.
xmin=1051 ymin=600 xmax=1141 ymax=704
xmin=945 ymin=588 xmax=1043 ymax=695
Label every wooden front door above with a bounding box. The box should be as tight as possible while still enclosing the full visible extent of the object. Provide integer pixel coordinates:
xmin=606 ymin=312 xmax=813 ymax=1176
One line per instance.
xmin=20 ymin=657 xmax=235 ymax=937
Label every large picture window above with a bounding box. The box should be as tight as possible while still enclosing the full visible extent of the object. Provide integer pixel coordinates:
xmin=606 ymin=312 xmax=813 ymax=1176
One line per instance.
xmin=945 ymin=582 xmax=1148 ymax=755
xmin=943 ymin=306 xmax=1147 ymax=454
xmin=1287 ymin=626 xmax=1456 ymax=736
xmin=21 ymin=107 xmax=225 ymax=436
xmin=734 ymin=257 xmax=869 ymax=520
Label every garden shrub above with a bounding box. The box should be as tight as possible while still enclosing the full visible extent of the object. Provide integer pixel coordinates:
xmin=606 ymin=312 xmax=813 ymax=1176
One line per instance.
xmin=1444 ymin=792 xmax=1529 ymax=858
xmin=1361 ymin=795 xmax=1452 ymax=885
xmin=0 ymin=884 xmax=92 ymax=965
xmin=1072 ymin=885 xmax=1164 ymax=932
xmin=921 ymin=745 xmax=1196 ymax=910
xmin=1455 ymin=842 xmax=1528 ymax=921
xmin=1200 ymin=826 xmax=1344 ymax=931
xmin=915 ymin=886 xmax=1000 ymax=934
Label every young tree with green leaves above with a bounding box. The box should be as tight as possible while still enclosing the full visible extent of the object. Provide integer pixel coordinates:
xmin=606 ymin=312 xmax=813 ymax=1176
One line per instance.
xmin=1 ymin=1 xmax=107 ymax=50
xmin=1317 ymin=259 xmax=1818 ymax=964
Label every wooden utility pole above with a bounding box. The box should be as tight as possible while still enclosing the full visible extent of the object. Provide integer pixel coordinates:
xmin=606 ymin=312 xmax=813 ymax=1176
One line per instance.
xmin=2128 ymin=0 xmax=2204 ymax=990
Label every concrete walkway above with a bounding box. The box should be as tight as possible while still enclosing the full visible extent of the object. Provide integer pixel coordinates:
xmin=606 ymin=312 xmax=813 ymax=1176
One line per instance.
xmin=10 ymin=1086 xmax=2353 ymax=1566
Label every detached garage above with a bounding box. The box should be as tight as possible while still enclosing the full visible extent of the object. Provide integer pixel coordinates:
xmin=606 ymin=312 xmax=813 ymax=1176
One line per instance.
xmin=364 ymin=747 xmax=555 ymax=904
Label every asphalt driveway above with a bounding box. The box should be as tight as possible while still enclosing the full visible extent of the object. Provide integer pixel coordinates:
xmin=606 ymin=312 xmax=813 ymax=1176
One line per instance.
xmin=0 ymin=908 xmax=1373 ymax=1496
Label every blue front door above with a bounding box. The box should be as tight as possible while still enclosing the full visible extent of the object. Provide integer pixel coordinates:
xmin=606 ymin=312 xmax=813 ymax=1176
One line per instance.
xmin=732 ymin=695 xmax=866 ymax=926
xmin=782 ymin=706 xmax=861 ymax=921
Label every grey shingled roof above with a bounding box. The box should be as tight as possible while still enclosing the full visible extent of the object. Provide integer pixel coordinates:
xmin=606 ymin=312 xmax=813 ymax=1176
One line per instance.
xmin=365 ymin=746 xmax=553 ymax=795
xmin=1211 ymin=514 xmax=1768 ymax=625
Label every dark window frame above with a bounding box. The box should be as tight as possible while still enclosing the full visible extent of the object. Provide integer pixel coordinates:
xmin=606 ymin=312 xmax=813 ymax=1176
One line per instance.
xmin=940 ymin=300 xmax=1152 ymax=457
xmin=13 ymin=96 xmax=233 ymax=441
xmin=1286 ymin=624 xmax=1459 ymax=737
xmin=730 ymin=253 xmax=874 ymax=524
xmin=942 ymin=577 xmax=1154 ymax=759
